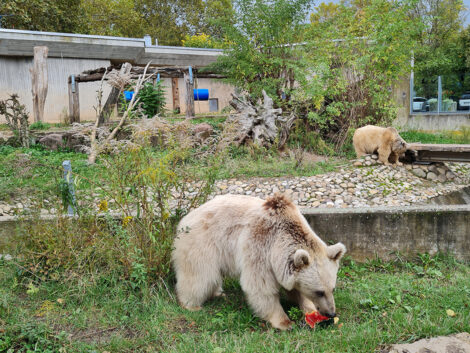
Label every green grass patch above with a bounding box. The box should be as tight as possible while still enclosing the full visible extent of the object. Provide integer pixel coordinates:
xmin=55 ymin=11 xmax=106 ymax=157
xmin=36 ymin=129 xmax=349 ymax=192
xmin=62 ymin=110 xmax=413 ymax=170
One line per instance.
xmin=1 ymin=254 xmax=468 ymax=352
xmin=0 ymin=144 xmax=342 ymax=202
xmin=0 ymin=145 xmax=103 ymax=202
xmin=401 ymin=128 xmax=470 ymax=144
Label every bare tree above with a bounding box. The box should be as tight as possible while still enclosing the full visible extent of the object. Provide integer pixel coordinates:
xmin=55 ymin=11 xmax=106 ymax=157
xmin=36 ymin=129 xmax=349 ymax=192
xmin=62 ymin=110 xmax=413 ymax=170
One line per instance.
xmin=87 ymin=62 xmax=152 ymax=164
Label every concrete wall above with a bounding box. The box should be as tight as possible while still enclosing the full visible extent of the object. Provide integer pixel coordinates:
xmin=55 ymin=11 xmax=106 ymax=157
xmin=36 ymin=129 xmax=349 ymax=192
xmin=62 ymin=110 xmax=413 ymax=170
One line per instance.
xmin=0 ymin=57 xmax=111 ymax=123
xmin=303 ymin=205 xmax=470 ymax=261
xmin=2 ymin=205 xmax=469 ymax=262
xmin=403 ymin=114 xmax=470 ymax=131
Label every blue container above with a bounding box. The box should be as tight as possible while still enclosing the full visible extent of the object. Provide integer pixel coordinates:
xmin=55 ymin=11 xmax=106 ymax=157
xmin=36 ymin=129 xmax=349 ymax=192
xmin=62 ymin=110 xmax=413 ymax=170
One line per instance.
xmin=193 ymin=88 xmax=209 ymax=101
xmin=124 ymin=90 xmax=134 ymax=101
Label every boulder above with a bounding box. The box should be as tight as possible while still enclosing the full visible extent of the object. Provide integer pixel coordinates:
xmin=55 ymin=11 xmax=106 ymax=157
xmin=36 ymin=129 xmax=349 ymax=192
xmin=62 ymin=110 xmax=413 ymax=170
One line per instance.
xmin=383 ymin=332 xmax=470 ymax=353
xmin=39 ymin=133 xmax=64 ymax=150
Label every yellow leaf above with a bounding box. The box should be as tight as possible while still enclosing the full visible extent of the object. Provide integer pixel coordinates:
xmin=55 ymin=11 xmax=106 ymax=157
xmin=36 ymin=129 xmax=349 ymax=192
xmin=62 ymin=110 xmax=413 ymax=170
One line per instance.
xmin=333 ymin=317 xmax=339 ymax=324
xmin=446 ymin=309 xmax=456 ymax=317
xmin=57 ymin=298 xmax=65 ymax=304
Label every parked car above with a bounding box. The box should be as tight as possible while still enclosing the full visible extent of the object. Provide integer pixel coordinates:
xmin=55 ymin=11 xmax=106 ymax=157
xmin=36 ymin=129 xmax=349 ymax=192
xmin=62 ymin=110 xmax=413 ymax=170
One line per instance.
xmin=457 ymin=92 xmax=470 ymax=111
xmin=412 ymin=97 xmax=429 ymax=112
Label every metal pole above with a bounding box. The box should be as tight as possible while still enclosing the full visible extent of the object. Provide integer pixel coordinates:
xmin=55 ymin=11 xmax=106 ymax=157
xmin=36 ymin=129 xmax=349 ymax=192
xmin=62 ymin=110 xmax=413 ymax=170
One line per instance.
xmin=410 ymin=53 xmax=414 ymax=116
xmin=62 ymin=160 xmax=76 ymax=216
xmin=437 ymin=76 xmax=442 ymax=114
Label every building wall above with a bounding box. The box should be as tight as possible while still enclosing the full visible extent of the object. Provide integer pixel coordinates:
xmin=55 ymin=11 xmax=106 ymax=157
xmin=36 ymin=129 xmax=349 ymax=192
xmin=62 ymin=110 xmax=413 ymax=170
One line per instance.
xmin=0 ymin=57 xmax=112 ymax=123
xmin=0 ymin=57 xmax=234 ymax=123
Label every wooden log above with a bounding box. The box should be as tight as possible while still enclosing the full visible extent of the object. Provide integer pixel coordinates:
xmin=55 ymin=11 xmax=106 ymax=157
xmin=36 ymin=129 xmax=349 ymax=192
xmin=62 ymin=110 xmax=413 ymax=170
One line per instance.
xmin=184 ymin=70 xmax=195 ymax=118
xmin=68 ymin=75 xmax=80 ymax=123
xmin=30 ymin=46 xmax=48 ymax=123
xmin=172 ymin=78 xmax=180 ymax=113
xmin=100 ymin=62 xmax=132 ymax=124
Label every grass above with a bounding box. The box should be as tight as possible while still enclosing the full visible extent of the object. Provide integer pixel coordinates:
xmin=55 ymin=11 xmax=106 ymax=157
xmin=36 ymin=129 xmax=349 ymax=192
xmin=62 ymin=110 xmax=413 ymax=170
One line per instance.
xmin=0 ymin=145 xmax=104 ymax=202
xmin=0 ymin=254 xmax=468 ymax=352
xmin=401 ymin=127 xmax=470 ymax=144
xmin=0 ymin=144 xmax=342 ymax=203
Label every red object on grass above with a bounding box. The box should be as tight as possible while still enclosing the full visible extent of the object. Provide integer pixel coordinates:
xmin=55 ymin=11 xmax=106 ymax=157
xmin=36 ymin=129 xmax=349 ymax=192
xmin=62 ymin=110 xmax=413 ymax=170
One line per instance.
xmin=305 ymin=311 xmax=329 ymax=328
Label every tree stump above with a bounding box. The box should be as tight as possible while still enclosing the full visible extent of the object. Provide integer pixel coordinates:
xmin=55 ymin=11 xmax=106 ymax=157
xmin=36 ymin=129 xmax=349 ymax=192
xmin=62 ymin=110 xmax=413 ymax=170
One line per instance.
xmin=227 ymin=90 xmax=294 ymax=148
xmin=30 ymin=46 xmax=49 ymax=123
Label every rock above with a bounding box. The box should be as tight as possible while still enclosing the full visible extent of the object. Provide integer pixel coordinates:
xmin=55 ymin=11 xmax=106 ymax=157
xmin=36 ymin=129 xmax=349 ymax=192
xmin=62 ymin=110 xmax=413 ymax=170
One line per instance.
xmin=427 ymin=172 xmax=437 ymax=181
xmin=39 ymin=133 xmax=64 ymax=151
xmin=412 ymin=168 xmax=427 ymax=178
xmin=437 ymin=174 xmax=447 ymax=183
xmin=385 ymin=332 xmax=470 ymax=353
xmin=353 ymin=161 xmax=362 ymax=167
xmin=193 ymin=123 xmax=213 ymax=141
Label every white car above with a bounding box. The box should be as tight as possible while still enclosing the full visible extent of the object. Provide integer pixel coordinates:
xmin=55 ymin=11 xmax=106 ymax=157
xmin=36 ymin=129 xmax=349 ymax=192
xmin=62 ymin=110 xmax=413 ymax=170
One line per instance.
xmin=458 ymin=93 xmax=470 ymax=111
xmin=412 ymin=97 xmax=428 ymax=112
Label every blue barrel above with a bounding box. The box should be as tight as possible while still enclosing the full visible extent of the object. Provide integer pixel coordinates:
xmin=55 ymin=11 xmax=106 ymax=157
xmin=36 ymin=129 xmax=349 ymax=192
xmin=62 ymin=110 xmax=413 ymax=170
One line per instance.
xmin=194 ymin=88 xmax=209 ymax=101
xmin=124 ymin=90 xmax=134 ymax=101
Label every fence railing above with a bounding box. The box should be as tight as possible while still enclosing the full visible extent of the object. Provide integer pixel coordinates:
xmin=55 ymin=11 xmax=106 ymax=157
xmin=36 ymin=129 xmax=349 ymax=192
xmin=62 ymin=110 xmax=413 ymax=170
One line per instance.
xmin=410 ymin=73 xmax=470 ymax=115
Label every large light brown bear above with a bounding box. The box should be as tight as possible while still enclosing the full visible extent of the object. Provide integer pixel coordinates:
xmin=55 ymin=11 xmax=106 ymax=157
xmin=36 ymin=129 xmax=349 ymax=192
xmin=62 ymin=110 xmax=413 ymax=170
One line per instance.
xmin=172 ymin=194 xmax=346 ymax=330
xmin=353 ymin=125 xmax=407 ymax=166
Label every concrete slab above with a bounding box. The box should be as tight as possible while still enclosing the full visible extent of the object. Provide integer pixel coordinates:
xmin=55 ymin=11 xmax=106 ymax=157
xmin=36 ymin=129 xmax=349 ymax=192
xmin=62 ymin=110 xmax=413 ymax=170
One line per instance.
xmin=383 ymin=332 xmax=470 ymax=353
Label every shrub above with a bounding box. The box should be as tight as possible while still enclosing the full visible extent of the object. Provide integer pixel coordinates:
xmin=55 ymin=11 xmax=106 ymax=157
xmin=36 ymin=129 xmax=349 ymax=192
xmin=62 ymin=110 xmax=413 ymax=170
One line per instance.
xmin=135 ymin=81 xmax=166 ymax=118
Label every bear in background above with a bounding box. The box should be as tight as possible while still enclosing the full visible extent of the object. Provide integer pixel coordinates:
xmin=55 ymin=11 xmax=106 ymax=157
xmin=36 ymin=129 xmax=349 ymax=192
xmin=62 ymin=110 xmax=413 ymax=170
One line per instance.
xmin=353 ymin=125 xmax=408 ymax=166
xmin=172 ymin=194 xmax=346 ymax=330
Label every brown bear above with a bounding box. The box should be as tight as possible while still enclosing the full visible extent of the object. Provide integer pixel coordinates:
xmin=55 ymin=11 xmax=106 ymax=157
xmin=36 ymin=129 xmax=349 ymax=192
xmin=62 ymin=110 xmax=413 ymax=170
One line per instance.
xmin=353 ymin=125 xmax=407 ymax=166
xmin=172 ymin=194 xmax=346 ymax=330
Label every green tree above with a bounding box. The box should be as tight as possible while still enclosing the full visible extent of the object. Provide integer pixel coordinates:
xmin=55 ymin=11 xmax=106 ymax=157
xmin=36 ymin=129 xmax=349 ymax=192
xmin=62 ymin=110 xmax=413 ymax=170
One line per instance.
xmin=300 ymin=0 xmax=422 ymax=149
xmin=81 ymin=0 xmax=146 ymax=38
xmin=0 ymin=0 xmax=85 ymax=33
xmin=210 ymin=0 xmax=314 ymax=104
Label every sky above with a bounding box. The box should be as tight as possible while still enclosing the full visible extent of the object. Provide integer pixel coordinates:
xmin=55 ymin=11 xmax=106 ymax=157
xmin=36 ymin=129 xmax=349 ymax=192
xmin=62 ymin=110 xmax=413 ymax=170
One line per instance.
xmin=464 ymin=0 xmax=470 ymax=25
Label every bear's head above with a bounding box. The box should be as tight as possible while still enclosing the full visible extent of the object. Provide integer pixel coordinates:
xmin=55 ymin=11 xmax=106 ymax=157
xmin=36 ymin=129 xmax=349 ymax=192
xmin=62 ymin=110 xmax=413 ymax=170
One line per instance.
xmin=392 ymin=137 xmax=407 ymax=154
xmin=292 ymin=244 xmax=346 ymax=318
xmin=264 ymin=194 xmax=346 ymax=318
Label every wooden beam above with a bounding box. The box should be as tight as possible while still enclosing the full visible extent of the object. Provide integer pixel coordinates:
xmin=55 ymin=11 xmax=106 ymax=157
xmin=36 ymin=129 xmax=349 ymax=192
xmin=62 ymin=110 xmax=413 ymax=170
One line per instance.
xmin=172 ymin=78 xmax=180 ymax=114
xmin=68 ymin=75 xmax=80 ymax=123
xmin=30 ymin=46 xmax=49 ymax=123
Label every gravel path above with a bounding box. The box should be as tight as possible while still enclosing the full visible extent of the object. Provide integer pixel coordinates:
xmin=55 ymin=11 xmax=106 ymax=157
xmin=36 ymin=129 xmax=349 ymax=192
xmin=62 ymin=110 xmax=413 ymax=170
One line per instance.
xmin=0 ymin=157 xmax=469 ymax=218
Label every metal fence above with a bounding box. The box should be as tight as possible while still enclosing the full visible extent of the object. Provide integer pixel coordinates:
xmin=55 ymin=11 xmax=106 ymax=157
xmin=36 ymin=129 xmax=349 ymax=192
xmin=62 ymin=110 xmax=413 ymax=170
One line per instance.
xmin=410 ymin=72 xmax=470 ymax=115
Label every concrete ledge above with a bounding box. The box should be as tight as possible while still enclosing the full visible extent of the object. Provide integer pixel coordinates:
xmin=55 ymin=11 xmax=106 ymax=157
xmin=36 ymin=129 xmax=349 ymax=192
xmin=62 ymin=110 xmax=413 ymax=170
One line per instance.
xmin=1 ymin=205 xmax=470 ymax=262
xmin=303 ymin=205 xmax=470 ymax=261
xmin=406 ymin=114 xmax=470 ymax=131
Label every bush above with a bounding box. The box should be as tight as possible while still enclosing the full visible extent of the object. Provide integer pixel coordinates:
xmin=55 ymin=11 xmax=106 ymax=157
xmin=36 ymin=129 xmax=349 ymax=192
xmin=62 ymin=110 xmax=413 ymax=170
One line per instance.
xmin=13 ymin=131 xmax=222 ymax=286
xmin=135 ymin=81 xmax=166 ymax=118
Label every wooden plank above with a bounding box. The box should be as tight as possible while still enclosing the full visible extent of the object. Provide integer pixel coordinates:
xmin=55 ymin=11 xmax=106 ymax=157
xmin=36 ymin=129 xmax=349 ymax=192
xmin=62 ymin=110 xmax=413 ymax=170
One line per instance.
xmin=408 ymin=143 xmax=470 ymax=152
xmin=172 ymin=78 xmax=180 ymax=114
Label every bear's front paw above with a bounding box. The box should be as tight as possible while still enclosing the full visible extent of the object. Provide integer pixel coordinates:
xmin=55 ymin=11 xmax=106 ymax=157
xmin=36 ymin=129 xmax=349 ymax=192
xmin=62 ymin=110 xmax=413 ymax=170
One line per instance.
xmin=271 ymin=318 xmax=294 ymax=331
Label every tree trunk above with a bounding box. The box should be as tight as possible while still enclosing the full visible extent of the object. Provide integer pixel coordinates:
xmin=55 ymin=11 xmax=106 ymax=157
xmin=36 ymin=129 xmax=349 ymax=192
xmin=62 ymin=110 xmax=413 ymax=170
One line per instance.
xmin=30 ymin=46 xmax=49 ymax=123
xmin=184 ymin=71 xmax=195 ymax=118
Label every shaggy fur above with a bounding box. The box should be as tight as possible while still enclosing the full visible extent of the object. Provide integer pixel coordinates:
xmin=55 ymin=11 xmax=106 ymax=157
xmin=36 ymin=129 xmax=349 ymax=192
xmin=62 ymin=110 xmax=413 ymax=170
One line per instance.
xmin=172 ymin=194 xmax=346 ymax=330
xmin=353 ymin=125 xmax=408 ymax=166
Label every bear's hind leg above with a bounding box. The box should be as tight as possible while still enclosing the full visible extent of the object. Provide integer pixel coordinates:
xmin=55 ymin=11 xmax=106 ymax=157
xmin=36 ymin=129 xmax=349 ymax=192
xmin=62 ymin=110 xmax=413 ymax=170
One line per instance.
xmin=175 ymin=261 xmax=222 ymax=310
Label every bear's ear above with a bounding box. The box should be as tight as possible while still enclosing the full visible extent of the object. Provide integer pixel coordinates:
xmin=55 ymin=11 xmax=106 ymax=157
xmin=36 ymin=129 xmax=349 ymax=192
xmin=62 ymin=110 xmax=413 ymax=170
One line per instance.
xmin=327 ymin=243 xmax=346 ymax=262
xmin=294 ymin=249 xmax=311 ymax=268
xmin=263 ymin=193 xmax=292 ymax=212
